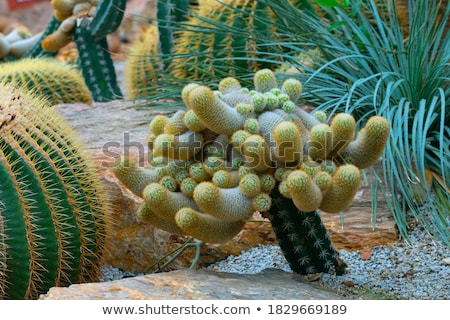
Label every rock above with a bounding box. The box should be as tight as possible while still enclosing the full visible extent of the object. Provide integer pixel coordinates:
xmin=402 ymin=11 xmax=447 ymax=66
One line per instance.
xmin=40 ymin=268 xmax=345 ymax=300
xmin=443 ymin=258 xmax=450 ymax=265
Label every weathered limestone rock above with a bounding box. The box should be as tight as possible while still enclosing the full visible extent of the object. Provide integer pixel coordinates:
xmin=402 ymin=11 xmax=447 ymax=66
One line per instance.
xmin=40 ymin=268 xmax=345 ymax=300
xmin=56 ymin=101 xmax=398 ymax=274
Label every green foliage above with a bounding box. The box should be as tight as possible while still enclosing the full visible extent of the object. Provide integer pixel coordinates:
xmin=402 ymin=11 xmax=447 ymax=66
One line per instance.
xmin=0 ymin=82 xmax=110 ymax=299
xmin=256 ymin=0 xmax=450 ymax=244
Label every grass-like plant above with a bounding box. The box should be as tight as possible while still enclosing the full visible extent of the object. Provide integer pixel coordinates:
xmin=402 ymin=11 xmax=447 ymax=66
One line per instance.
xmin=252 ymin=0 xmax=450 ymax=244
xmin=142 ymin=0 xmax=449 ymax=245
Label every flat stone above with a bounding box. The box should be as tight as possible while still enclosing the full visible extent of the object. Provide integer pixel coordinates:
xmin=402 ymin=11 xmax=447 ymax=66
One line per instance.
xmin=40 ymin=268 xmax=345 ymax=300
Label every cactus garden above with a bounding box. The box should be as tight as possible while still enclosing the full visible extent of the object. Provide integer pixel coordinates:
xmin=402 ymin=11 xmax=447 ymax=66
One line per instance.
xmin=0 ymin=0 xmax=449 ymax=301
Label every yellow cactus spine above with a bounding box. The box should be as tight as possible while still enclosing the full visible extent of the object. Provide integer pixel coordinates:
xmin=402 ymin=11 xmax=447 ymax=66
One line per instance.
xmin=112 ymin=156 xmax=158 ymax=197
xmin=319 ymin=164 xmax=361 ymax=213
xmin=125 ymin=25 xmax=162 ymax=99
xmin=0 ymin=58 xmax=92 ymax=105
xmin=175 ymin=208 xmax=245 ymax=244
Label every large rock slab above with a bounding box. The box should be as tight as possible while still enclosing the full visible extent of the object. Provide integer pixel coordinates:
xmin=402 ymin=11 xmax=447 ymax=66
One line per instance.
xmin=56 ymin=101 xmax=398 ymax=273
xmin=40 ymin=268 xmax=344 ymax=300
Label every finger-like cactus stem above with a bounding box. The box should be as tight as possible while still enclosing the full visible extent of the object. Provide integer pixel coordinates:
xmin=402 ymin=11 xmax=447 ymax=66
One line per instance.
xmin=242 ymin=134 xmax=272 ymax=172
xmin=281 ymin=78 xmax=303 ymax=103
xmin=136 ymin=202 xmax=185 ymax=235
xmin=164 ymin=110 xmax=188 ymax=135
xmin=254 ymin=68 xmax=278 ymax=93
xmin=112 ymin=156 xmax=159 ymax=197
xmin=319 ymin=164 xmax=361 ymax=213
xmin=193 ymin=182 xmax=254 ymax=221
xmin=187 ymin=85 xmax=246 ymax=135
xmin=153 ymin=131 xmax=203 ymax=160
xmin=286 ymin=170 xmax=323 ymax=212
xmin=308 ymin=123 xmax=332 ymax=160
xmin=273 ymin=121 xmax=303 ymax=163
xmin=328 ymin=113 xmax=356 ymax=157
xmin=341 ymin=116 xmax=390 ymax=168
xmin=143 ymin=182 xmax=198 ymax=223
xmin=175 ymin=208 xmax=246 ymax=243
xmin=212 ymin=170 xmax=240 ymax=188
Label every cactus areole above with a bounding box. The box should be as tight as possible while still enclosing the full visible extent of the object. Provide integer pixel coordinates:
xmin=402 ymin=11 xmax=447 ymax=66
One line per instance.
xmin=0 ymin=82 xmax=109 ymax=299
xmin=114 ymin=69 xmax=390 ymax=275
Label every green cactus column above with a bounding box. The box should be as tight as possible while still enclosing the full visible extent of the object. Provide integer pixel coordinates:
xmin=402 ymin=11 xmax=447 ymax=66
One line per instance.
xmin=74 ymin=17 xmax=122 ymax=102
xmin=268 ymin=188 xmax=347 ymax=275
xmin=0 ymin=82 xmax=110 ymax=299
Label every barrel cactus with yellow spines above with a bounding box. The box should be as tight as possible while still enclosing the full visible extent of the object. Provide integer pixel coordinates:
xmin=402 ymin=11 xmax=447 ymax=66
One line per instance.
xmin=113 ymin=69 xmax=390 ymax=275
xmin=0 ymin=58 xmax=92 ymax=105
xmin=0 ymin=82 xmax=110 ymax=299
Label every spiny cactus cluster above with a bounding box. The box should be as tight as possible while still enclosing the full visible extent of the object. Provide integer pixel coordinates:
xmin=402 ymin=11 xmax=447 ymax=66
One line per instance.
xmin=0 ymin=57 xmax=92 ymax=105
xmin=0 ymin=82 xmax=110 ymax=299
xmin=114 ymin=68 xmax=390 ymax=274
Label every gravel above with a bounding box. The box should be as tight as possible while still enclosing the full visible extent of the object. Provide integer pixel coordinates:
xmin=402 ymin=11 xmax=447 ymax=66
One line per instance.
xmin=207 ymin=227 xmax=450 ymax=300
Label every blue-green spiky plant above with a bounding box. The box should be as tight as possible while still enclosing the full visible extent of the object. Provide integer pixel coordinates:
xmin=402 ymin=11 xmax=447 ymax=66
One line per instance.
xmin=0 ymin=82 xmax=111 ymax=299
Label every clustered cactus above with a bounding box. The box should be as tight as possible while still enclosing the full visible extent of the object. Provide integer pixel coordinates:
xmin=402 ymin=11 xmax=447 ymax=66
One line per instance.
xmin=0 ymin=82 xmax=110 ymax=299
xmin=114 ymin=69 xmax=390 ymax=274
